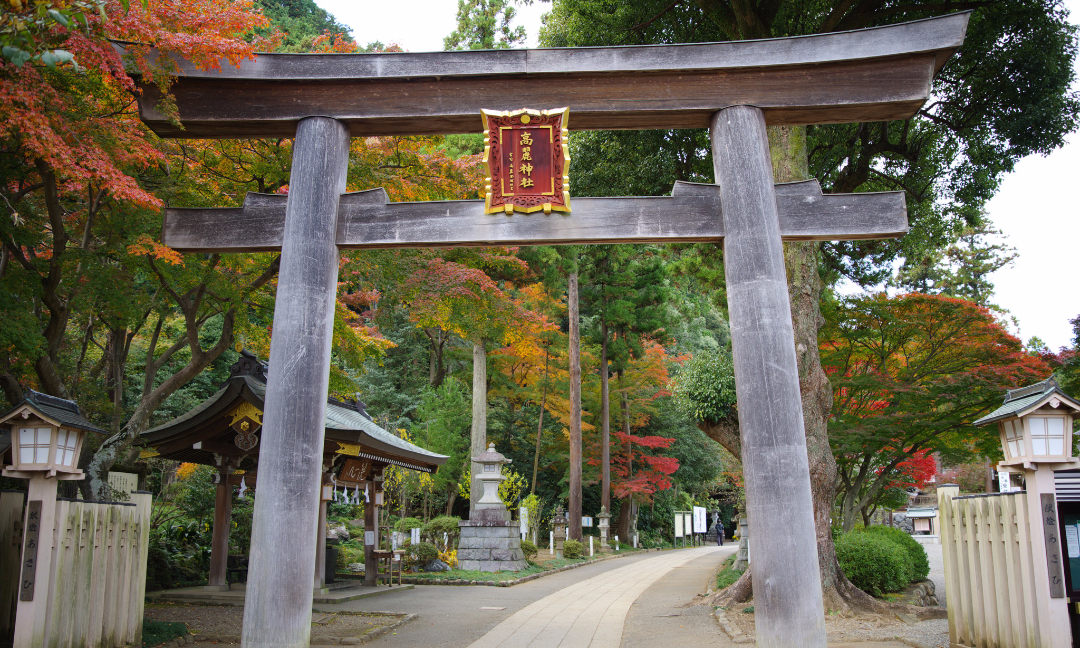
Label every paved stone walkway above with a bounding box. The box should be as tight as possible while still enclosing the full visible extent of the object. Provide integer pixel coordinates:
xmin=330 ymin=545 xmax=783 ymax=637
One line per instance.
xmin=467 ymin=546 xmax=725 ymax=648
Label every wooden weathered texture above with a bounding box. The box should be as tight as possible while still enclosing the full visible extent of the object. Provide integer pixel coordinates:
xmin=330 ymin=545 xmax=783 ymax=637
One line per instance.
xmin=315 ymin=473 xmax=328 ymax=590
xmin=11 ymin=492 xmax=151 ymax=648
xmin=122 ymin=14 xmax=969 ymax=138
xmin=13 ymin=477 xmax=58 ymax=648
xmin=567 ymin=268 xmax=583 ymax=542
xmin=470 ymin=341 xmax=488 ymax=516
xmin=363 ymin=479 xmax=377 ymax=587
xmin=711 ymin=105 xmax=826 ymax=647
xmin=207 ymin=471 xmax=233 ymax=588
xmin=1 ymin=491 xmax=24 ymax=642
xmin=939 ymin=487 xmax=1052 ymax=648
xmin=161 ymin=181 xmax=907 ymax=253
xmin=241 ymin=117 xmax=350 ymax=648
xmin=1026 ymin=466 xmax=1072 ymax=647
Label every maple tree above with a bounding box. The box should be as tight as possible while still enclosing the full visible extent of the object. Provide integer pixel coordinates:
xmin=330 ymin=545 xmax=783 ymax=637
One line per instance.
xmin=821 ymin=292 xmax=1050 ymax=531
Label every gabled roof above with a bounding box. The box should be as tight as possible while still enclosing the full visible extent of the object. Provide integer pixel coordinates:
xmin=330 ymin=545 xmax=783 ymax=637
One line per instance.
xmin=0 ymin=390 xmax=106 ymax=434
xmin=974 ymin=379 xmax=1080 ymax=426
xmin=141 ymin=351 xmax=446 ymax=471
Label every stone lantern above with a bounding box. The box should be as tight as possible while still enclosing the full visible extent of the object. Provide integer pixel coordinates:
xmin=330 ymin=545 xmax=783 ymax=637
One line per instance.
xmin=974 ymin=378 xmax=1080 ymax=643
xmin=552 ymin=506 xmax=568 ymax=558
xmin=474 ymin=442 xmax=509 ymax=510
xmin=597 ymin=505 xmax=611 ymax=548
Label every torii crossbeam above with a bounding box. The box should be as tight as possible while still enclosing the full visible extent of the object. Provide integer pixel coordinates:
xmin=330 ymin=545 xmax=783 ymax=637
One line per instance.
xmin=126 ymin=13 xmax=969 ymax=648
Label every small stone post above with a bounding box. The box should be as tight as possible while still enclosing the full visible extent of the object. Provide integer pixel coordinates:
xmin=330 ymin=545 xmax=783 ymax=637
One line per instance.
xmin=553 ymin=507 xmax=568 ymax=559
xmin=597 ymin=506 xmax=610 ymax=548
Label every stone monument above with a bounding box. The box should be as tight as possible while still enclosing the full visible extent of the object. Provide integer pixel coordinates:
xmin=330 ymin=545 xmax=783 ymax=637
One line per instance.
xmin=457 ymin=443 xmax=527 ymax=571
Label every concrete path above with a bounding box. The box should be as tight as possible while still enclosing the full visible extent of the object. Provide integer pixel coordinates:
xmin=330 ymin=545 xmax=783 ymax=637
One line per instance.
xmin=468 ymin=546 xmax=727 ymax=648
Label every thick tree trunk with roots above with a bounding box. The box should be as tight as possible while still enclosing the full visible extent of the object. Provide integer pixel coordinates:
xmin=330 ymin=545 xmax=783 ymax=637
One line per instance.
xmin=712 ymin=126 xmax=884 ymax=614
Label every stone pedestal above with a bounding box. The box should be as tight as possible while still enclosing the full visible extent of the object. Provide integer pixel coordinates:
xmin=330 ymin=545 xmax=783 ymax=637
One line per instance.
xmin=458 ymin=508 xmax=527 ymax=572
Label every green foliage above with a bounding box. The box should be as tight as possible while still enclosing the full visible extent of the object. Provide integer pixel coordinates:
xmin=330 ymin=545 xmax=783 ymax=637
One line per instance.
xmin=716 ymin=567 xmax=744 ymax=590
xmin=423 ymin=515 xmax=462 ymax=547
xmin=142 ymin=618 xmax=187 ymax=647
xmin=406 ymin=541 xmax=440 ymax=570
xmin=835 ymin=532 xmax=911 ymax=596
xmin=520 ymin=538 xmax=538 ymax=559
xmin=255 ymin=0 xmax=350 ymax=52
xmin=443 ymin=0 xmax=526 ymax=50
xmin=860 ymin=526 xmax=930 ymax=582
xmin=328 ymin=500 xmax=360 ymax=520
xmin=562 ymin=538 xmax=583 ymax=559
xmin=394 ymin=517 xmax=424 ymax=532
xmin=414 ymin=378 xmax=472 ymax=504
xmin=672 ymin=352 xmax=737 ymax=425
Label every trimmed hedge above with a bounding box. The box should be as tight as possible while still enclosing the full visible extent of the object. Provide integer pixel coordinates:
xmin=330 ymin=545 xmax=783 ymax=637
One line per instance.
xmin=520 ymin=539 xmax=538 ymax=559
xmin=860 ymin=525 xmax=930 ymax=582
xmin=563 ymin=539 xmax=583 ymax=559
xmin=835 ymin=532 xmax=910 ymax=596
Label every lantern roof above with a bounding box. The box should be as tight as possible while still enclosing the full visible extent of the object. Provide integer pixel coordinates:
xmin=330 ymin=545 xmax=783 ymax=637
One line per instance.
xmin=0 ymin=390 xmax=106 ymax=434
xmin=974 ymin=378 xmax=1080 ymax=426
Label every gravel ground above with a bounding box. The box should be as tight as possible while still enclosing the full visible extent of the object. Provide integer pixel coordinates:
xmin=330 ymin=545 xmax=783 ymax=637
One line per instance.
xmin=144 ymin=602 xmax=399 ymax=641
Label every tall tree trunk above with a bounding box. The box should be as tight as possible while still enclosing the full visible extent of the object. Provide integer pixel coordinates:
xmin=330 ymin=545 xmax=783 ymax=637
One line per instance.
xmin=776 ymin=125 xmax=881 ymax=613
xmin=600 ymin=321 xmax=610 ymax=515
xmin=531 ymin=348 xmax=550 ymax=496
xmin=568 ymin=264 xmax=583 ymax=541
xmin=469 ymin=338 xmax=488 ymax=515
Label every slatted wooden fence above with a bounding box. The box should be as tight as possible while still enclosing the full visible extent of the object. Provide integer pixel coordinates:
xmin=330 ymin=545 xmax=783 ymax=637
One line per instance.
xmin=939 ymin=486 xmax=1042 ymax=648
xmin=1 ymin=490 xmax=150 ymax=648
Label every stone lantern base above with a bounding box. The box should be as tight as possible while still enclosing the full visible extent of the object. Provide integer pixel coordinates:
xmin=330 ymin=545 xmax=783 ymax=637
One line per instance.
xmin=458 ymin=508 xmax=527 ymax=572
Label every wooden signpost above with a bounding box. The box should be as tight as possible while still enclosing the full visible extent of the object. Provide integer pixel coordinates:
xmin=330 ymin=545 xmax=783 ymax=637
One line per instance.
xmin=124 ymin=13 xmax=970 ymax=648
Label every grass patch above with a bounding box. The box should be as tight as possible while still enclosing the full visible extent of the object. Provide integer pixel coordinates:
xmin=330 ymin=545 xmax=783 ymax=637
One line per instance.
xmin=716 ymin=567 xmax=744 ymax=590
xmin=142 ymin=619 xmax=187 ymax=647
xmin=407 ymin=557 xmax=592 ymax=582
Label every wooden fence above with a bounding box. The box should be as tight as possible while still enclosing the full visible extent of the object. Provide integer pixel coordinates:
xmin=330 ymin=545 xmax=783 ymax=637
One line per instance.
xmin=1 ymin=490 xmax=151 ymax=648
xmin=939 ymin=487 xmax=1042 ymax=648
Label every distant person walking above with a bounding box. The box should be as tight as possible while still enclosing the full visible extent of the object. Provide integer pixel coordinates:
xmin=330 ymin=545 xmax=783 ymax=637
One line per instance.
xmin=716 ymin=520 xmax=725 ymax=546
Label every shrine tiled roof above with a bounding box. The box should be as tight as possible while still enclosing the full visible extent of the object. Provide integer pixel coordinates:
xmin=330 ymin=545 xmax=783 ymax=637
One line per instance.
xmin=141 ymin=351 xmax=446 ymax=471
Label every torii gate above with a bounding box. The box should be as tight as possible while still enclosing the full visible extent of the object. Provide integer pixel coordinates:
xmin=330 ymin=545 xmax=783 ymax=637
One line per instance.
xmin=127 ymin=13 xmax=968 ymax=648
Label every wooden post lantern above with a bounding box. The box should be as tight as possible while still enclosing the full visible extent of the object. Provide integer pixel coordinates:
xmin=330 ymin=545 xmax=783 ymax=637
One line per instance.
xmin=1 ymin=390 xmax=103 ymax=480
xmin=975 ymin=379 xmax=1080 ymax=470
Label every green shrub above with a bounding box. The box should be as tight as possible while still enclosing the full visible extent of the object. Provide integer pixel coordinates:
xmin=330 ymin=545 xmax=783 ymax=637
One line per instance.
xmin=835 ymin=532 xmax=911 ymax=596
xmin=406 ymin=541 xmax=440 ymax=570
xmin=424 ymin=515 xmax=461 ymax=545
xmin=563 ymin=539 xmax=583 ymax=559
xmin=394 ymin=517 xmax=424 ymax=532
xmin=142 ymin=619 xmax=187 ymax=647
xmin=520 ymin=539 xmax=538 ymax=559
xmin=859 ymin=525 xmax=929 ymax=582
xmin=336 ymin=542 xmax=364 ymax=570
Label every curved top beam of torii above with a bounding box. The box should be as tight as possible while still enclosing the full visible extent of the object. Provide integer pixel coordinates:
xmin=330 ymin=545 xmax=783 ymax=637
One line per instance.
xmin=122 ymin=12 xmax=969 ymax=139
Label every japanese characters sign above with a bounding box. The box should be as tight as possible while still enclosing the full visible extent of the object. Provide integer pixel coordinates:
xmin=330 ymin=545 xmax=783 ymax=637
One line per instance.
xmin=339 ymin=458 xmax=372 ymax=484
xmin=1041 ymin=494 xmax=1066 ymax=598
xmin=20 ymin=500 xmax=42 ymax=601
xmin=482 ymin=108 xmax=570 ymax=215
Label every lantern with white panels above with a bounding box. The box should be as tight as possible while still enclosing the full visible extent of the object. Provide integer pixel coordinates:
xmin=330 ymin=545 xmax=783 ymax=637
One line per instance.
xmin=1 ymin=390 xmax=105 ymax=480
xmin=975 ymin=378 xmax=1080 ymax=470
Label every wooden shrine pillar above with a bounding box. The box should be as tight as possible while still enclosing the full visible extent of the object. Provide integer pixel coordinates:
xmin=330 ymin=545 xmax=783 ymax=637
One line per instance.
xmin=363 ymin=476 xmax=380 ymax=587
xmin=207 ymin=467 xmax=234 ymax=590
xmin=711 ymin=106 xmax=827 ymax=647
xmin=241 ymin=117 xmax=350 ymax=648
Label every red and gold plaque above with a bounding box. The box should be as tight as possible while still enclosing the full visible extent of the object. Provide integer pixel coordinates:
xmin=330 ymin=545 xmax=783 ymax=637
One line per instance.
xmin=482 ymin=108 xmax=570 ymax=215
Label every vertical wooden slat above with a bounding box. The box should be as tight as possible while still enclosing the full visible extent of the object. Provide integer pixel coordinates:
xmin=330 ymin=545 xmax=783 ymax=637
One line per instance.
xmin=1013 ymin=492 xmax=1043 ymax=647
xmin=242 ymin=116 xmax=350 ymax=648
xmin=987 ymin=498 xmax=1012 ymax=648
xmin=101 ymin=505 xmax=121 ymax=648
xmin=710 ymin=104 xmax=826 ymax=648
xmin=86 ymin=505 xmax=106 ymax=648
xmin=114 ymin=507 xmax=133 ymax=647
xmin=0 ymin=491 xmax=25 ymax=641
xmin=130 ymin=492 xmax=152 ymax=648
xmin=1000 ymin=495 xmax=1026 ymax=648
xmin=975 ymin=498 xmax=999 ymax=647
xmin=954 ymin=500 xmax=974 ymax=646
xmin=963 ymin=500 xmax=985 ymax=646
xmin=938 ymin=495 xmax=960 ymax=646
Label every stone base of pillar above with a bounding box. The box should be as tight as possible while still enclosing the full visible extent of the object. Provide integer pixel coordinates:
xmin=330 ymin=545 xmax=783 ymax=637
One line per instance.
xmin=458 ymin=514 xmax=527 ymax=572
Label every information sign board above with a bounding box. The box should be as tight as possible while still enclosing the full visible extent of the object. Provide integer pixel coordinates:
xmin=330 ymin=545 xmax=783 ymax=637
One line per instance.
xmin=693 ymin=506 xmax=707 ymax=533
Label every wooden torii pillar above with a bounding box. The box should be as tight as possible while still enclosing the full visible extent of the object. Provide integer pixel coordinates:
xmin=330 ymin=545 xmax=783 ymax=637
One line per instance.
xmin=126 ymin=14 xmax=969 ymax=648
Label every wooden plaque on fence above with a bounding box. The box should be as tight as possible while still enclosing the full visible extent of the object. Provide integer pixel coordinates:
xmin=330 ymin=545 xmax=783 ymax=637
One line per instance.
xmin=1042 ymin=493 xmax=1067 ymax=598
xmin=482 ymin=108 xmax=570 ymax=215
xmin=19 ymin=500 xmax=41 ymax=601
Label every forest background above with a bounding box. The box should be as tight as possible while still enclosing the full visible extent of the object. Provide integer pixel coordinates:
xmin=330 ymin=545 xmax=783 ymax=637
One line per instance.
xmin=1 ymin=0 xmax=1079 ymax=601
